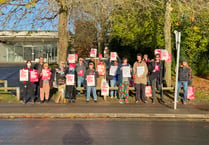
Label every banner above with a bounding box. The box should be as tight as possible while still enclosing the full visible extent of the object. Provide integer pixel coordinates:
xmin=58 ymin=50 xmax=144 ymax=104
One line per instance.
xmin=68 ymin=54 xmax=76 ymax=63
xmin=86 ymin=75 xmax=95 ymax=86
xmin=109 ymin=66 xmax=118 ymax=76
xmin=42 ymin=69 xmax=51 ymax=80
xmin=20 ymin=69 xmax=28 ymax=81
xmin=145 ymin=86 xmax=152 ymax=97
xmin=122 ymin=66 xmax=131 ymax=77
xmin=101 ymin=82 xmax=109 ymax=96
xmin=110 ymin=52 xmax=117 ymax=61
xmin=137 ymin=66 xmax=145 ymax=77
xmin=66 ymin=74 xmax=75 ymax=85
xmin=187 ymin=87 xmax=195 ymax=100
xmin=97 ymin=64 xmax=105 ymax=75
xmin=90 ymin=48 xmax=97 ymax=58
xmin=30 ymin=70 xmax=39 ymax=82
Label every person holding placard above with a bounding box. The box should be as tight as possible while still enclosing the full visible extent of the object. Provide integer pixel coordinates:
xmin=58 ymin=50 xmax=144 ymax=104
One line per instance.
xmin=118 ymin=57 xmax=132 ymax=104
xmin=148 ymin=54 xmax=166 ymax=104
xmin=133 ymin=53 xmax=148 ymax=103
xmin=109 ymin=60 xmax=120 ymax=99
xmin=96 ymin=60 xmax=106 ymax=93
xmin=39 ymin=63 xmax=52 ymax=103
xmin=75 ymin=58 xmax=86 ymax=95
xmin=65 ymin=63 xmax=77 ymax=103
xmin=20 ymin=60 xmax=36 ymax=104
xmin=85 ymin=61 xmax=99 ymax=102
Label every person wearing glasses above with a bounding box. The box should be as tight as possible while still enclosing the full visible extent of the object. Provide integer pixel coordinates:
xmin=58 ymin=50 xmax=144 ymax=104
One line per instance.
xmin=148 ymin=54 xmax=166 ymax=104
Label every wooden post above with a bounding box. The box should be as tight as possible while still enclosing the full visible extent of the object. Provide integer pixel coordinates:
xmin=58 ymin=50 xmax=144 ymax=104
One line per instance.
xmin=16 ymin=87 xmax=20 ymax=100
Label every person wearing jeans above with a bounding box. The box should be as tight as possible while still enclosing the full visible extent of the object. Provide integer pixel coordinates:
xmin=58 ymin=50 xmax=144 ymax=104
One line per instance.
xmin=76 ymin=58 xmax=86 ymax=95
xmin=110 ymin=79 xmax=117 ymax=98
xmin=85 ymin=61 xmax=99 ymax=102
xmin=176 ymin=59 xmax=191 ymax=104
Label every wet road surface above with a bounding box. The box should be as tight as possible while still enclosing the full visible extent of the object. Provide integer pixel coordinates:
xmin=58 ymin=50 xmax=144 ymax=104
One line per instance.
xmin=0 ymin=120 xmax=208 ymax=145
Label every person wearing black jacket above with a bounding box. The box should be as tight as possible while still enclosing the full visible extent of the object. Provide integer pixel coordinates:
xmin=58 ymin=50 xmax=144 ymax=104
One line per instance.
xmin=20 ymin=60 xmax=35 ymax=104
xmin=176 ymin=59 xmax=192 ymax=104
xmin=149 ymin=54 xmax=166 ymax=104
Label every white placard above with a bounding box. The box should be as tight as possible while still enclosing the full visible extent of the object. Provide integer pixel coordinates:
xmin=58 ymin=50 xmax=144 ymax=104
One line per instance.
xmin=101 ymin=83 xmax=109 ymax=96
xmin=86 ymin=75 xmax=95 ymax=86
xmin=109 ymin=66 xmax=118 ymax=76
xmin=20 ymin=69 xmax=29 ymax=81
xmin=90 ymin=48 xmax=97 ymax=58
xmin=68 ymin=54 xmax=76 ymax=63
xmin=110 ymin=52 xmax=117 ymax=61
xmin=122 ymin=66 xmax=131 ymax=77
xmin=137 ymin=66 xmax=145 ymax=77
xmin=66 ymin=74 xmax=75 ymax=85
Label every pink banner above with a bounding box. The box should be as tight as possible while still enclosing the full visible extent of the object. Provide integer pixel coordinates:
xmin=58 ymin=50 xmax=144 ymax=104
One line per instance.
xmin=19 ymin=69 xmax=28 ymax=81
xmin=30 ymin=70 xmax=39 ymax=82
xmin=145 ymin=86 xmax=152 ymax=97
xmin=42 ymin=69 xmax=51 ymax=80
xmin=187 ymin=87 xmax=195 ymax=100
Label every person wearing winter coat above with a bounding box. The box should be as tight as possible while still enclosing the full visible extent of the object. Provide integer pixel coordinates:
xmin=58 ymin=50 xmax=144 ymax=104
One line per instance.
xmin=133 ymin=53 xmax=148 ymax=103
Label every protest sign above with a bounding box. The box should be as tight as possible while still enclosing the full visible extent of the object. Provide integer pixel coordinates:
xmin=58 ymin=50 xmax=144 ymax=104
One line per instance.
xmin=68 ymin=54 xmax=76 ymax=63
xmin=110 ymin=52 xmax=117 ymax=61
xmin=137 ymin=66 xmax=145 ymax=77
xmin=97 ymin=64 xmax=105 ymax=75
xmin=42 ymin=69 xmax=51 ymax=80
xmin=122 ymin=66 xmax=131 ymax=77
xmin=20 ymin=69 xmax=28 ymax=81
xmin=90 ymin=48 xmax=97 ymax=58
xmin=66 ymin=74 xmax=75 ymax=85
xmin=86 ymin=75 xmax=95 ymax=86
xmin=109 ymin=66 xmax=118 ymax=76
xmin=30 ymin=70 xmax=39 ymax=82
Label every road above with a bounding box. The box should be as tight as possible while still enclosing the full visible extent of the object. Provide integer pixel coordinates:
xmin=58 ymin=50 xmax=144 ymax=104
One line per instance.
xmin=0 ymin=120 xmax=208 ymax=145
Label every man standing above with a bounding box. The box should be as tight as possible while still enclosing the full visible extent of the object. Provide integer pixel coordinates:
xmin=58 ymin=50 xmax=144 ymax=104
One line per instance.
xmin=34 ymin=56 xmax=44 ymax=101
xmin=133 ymin=53 xmax=148 ymax=103
xmin=149 ymin=54 xmax=166 ymax=104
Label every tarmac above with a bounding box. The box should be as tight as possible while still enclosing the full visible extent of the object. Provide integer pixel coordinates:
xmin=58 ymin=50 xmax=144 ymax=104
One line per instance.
xmin=0 ymin=102 xmax=208 ymax=120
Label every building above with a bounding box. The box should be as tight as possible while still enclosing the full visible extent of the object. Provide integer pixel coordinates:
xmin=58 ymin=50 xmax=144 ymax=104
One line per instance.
xmin=0 ymin=31 xmax=58 ymax=63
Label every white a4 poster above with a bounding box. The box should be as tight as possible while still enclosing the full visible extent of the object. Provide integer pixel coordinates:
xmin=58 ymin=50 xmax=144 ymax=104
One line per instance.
xmin=122 ymin=66 xmax=131 ymax=77
xmin=137 ymin=66 xmax=145 ymax=77
xmin=66 ymin=74 xmax=75 ymax=85
xmin=86 ymin=75 xmax=95 ymax=86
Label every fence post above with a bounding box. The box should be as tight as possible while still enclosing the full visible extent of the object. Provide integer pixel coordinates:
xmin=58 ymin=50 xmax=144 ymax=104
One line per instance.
xmin=16 ymin=87 xmax=20 ymax=101
xmin=4 ymin=80 xmax=8 ymax=92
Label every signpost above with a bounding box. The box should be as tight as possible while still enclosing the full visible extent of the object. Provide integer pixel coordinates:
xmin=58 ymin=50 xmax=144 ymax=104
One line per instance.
xmin=174 ymin=30 xmax=181 ymax=110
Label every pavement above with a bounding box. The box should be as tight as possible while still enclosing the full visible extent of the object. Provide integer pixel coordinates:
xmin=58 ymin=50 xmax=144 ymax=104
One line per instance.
xmin=0 ymin=102 xmax=208 ymax=120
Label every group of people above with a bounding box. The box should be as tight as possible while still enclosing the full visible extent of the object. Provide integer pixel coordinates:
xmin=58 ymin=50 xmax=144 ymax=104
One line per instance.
xmin=20 ymin=52 xmax=192 ymax=105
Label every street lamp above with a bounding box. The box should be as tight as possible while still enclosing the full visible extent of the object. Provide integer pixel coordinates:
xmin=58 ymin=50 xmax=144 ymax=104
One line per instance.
xmin=174 ymin=30 xmax=181 ymax=110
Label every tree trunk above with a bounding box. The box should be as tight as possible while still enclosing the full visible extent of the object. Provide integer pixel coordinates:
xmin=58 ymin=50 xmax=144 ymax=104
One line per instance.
xmin=57 ymin=0 xmax=69 ymax=64
xmin=164 ymin=0 xmax=172 ymax=87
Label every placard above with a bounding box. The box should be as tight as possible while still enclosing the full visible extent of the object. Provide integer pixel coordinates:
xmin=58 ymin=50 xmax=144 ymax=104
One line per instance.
xmin=145 ymin=86 xmax=152 ymax=97
xmin=122 ymin=66 xmax=131 ymax=77
xmin=187 ymin=87 xmax=195 ymax=100
xmin=66 ymin=74 xmax=75 ymax=85
xmin=97 ymin=64 xmax=105 ymax=75
xmin=30 ymin=70 xmax=39 ymax=82
xmin=137 ymin=66 xmax=145 ymax=77
xmin=101 ymin=83 xmax=109 ymax=96
xmin=166 ymin=53 xmax=172 ymax=62
xmin=68 ymin=54 xmax=76 ymax=63
xmin=42 ymin=69 xmax=51 ymax=80
xmin=20 ymin=69 xmax=28 ymax=81
xmin=110 ymin=52 xmax=117 ymax=61
xmin=86 ymin=75 xmax=95 ymax=86
xmin=109 ymin=66 xmax=118 ymax=76
xmin=161 ymin=50 xmax=169 ymax=61
xmin=90 ymin=48 xmax=97 ymax=58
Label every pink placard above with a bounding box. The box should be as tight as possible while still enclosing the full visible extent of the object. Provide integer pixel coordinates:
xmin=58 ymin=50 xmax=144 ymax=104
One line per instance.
xmin=145 ymin=86 xmax=152 ymax=97
xmin=154 ymin=49 xmax=161 ymax=58
xmin=20 ymin=69 xmax=28 ymax=81
xmin=30 ymin=70 xmax=39 ymax=82
xmin=42 ymin=69 xmax=51 ymax=80
xmin=187 ymin=87 xmax=195 ymax=100
xmin=166 ymin=53 xmax=172 ymax=62
xmin=90 ymin=48 xmax=97 ymax=58
xmin=101 ymin=85 xmax=109 ymax=96
xmin=110 ymin=52 xmax=117 ymax=61
xmin=161 ymin=50 xmax=169 ymax=61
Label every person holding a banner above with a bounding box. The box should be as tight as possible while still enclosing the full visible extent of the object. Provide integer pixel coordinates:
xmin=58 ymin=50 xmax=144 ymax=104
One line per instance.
xmin=20 ymin=60 xmax=36 ymax=104
xmin=176 ymin=59 xmax=192 ymax=104
xmin=133 ymin=53 xmax=148 ymax=103
xmin=65 ymin=63 xmax=77 ymax=103
xmin=149 ymin=54 xmax=166 ymax=104
xmin=85 ymin=61 xmax=99 ymax=102
xmin=118 ymin=57 xmax=132 ymax=104
xmin=75 ymin=58 xmax=86 ymax=95
xmin=39 ymin=63 xmax=52 ymax=103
